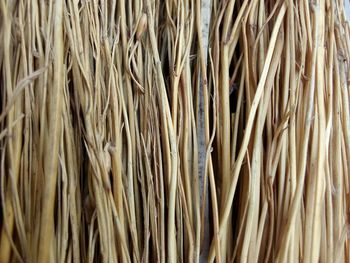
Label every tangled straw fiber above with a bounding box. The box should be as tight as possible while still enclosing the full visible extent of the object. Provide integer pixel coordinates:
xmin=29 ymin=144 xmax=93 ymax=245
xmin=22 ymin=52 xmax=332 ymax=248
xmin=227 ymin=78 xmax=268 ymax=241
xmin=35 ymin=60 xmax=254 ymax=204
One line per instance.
xmin=1 ymin=0 xmax=350 ymax=262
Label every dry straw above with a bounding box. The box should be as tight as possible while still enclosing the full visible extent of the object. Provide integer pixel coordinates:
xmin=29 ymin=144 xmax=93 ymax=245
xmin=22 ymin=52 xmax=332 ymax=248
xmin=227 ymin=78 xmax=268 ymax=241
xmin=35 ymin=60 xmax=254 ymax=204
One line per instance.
xmin=0 ymin=0 xmax=350 ymax=262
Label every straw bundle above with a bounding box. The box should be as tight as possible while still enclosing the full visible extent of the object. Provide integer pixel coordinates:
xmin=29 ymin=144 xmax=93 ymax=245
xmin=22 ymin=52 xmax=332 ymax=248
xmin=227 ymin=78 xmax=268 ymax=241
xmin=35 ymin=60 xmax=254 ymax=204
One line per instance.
xmin=0 ymin=0 xmax=350 ymax=262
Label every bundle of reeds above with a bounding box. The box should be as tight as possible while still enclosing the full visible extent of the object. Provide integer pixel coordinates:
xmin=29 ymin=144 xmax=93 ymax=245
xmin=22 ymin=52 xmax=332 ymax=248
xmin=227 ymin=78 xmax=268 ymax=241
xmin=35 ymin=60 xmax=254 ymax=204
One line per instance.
xmin=1 ymin=0 xmax=350 ymax=262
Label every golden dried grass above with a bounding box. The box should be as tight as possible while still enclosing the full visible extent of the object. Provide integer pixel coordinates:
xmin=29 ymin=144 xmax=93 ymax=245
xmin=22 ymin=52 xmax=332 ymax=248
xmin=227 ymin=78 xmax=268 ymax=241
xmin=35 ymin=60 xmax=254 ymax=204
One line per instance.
xmin=0 ymin=0 xmax=349 ymax=262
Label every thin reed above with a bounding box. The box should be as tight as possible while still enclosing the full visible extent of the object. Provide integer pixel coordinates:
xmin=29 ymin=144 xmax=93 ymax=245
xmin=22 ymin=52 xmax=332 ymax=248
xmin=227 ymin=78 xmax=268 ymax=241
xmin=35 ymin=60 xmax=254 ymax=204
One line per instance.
xmin=0 ymin=0 xmax=350 ymax=262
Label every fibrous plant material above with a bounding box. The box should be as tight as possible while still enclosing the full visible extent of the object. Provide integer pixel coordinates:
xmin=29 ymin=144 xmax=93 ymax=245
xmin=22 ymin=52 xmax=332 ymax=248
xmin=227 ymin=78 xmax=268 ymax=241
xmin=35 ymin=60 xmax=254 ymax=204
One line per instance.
xmin=0 ymin=0 xmax=350 ymax=262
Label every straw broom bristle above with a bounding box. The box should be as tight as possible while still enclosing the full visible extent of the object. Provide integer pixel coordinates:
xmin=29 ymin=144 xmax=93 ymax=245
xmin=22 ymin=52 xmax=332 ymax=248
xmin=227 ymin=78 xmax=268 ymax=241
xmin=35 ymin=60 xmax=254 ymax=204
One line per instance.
xmin=0 ymin=0 xmax=350 ymax=262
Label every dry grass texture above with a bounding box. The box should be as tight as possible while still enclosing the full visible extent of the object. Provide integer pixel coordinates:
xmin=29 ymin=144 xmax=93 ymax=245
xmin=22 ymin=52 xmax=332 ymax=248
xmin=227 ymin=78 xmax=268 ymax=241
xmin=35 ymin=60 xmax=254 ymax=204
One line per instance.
xmin=1 ymin=0 xmax=350 ymax=262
